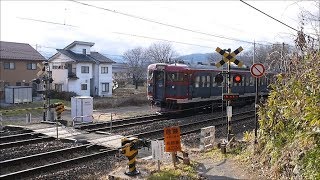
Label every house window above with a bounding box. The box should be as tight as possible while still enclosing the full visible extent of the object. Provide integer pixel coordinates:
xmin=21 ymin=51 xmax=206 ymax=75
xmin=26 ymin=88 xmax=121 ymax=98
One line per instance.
xmin=4 ymin=62 xmax=15 ymax=69
xmin=24 ymin=83 xmax=30 ymax=86
xmin=101 ymin=67 xmax=108 ymax=74
xmin=55 ymin=84 xmax=63 ymax=92
xmin=101 ymin=83 xmax=109 ymax=92
xmin=82 ymin=49 xmax=86 ymax=54
xmin=27 ymin=63 xmax=37 ymax=70
xmin=16 ymin=82 xmax=21 ymax=86
xmin=4 ymin=82 xmax=10 ymax=86
xmin=81 ymin=84 xmax=87 ymax=90
xmin=81 ymin=66 xmax=89 ymax=73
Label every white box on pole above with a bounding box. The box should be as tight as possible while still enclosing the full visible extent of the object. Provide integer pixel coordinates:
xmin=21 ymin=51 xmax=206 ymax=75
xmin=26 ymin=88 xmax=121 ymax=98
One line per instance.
xmin=151 ymin=140 xmax=164 ymax=160
xmin=227 ymin=106 xmax=232 ymax=118
xmin=71 ymin=96 xmax=93 ymax=123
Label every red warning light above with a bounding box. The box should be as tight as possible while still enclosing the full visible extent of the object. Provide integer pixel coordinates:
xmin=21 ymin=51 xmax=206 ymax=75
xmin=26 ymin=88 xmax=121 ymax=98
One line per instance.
xmin=223 ymin=93 xmax=239 ymax=100
xmin=233 ymin=74 xmax=242 ymax=83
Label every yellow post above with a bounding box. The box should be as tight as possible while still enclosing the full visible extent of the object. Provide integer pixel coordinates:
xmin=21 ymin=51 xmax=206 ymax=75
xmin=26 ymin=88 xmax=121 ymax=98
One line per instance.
xmin=121 ymin=137 xmax=140 ymax=176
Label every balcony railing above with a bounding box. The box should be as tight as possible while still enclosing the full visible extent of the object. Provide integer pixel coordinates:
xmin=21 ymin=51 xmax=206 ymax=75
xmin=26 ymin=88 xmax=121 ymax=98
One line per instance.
xmin=68 ymin=72 xmax=78 ymax=79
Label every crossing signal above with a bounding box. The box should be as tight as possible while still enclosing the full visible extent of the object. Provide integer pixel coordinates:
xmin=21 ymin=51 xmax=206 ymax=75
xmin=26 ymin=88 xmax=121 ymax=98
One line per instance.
xmin=233 ymin=74 xmax=242 ymax=83
xmin=223 ymin=93 xmax=239 ymax=101
xmin=215 ymin=73 xmax=223 ymax=83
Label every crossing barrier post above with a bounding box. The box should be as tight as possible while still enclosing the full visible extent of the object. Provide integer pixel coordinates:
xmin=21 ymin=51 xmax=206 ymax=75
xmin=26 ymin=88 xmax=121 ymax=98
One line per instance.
xmin=121 ymin=137 xmax=151 ymax=176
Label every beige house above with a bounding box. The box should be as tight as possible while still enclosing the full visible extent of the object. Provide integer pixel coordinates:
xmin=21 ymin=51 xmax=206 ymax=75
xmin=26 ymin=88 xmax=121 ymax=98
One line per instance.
xmin=0 ymin=41 xmax=46 ymax=98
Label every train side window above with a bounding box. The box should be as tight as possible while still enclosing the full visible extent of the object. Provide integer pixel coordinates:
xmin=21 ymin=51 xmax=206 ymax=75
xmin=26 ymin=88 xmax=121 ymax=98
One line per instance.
xmin=230 ymin=74 xmax=238 ymax=86
xmin=249 ymin=76 xmax=254 ymax=86
xmin=178 ymin=73 xmax=184 ymax=81
xmin=212 ymin=75 xmax=217 ymax=87
xmin=245 ymin=76 xmax=249 ymax=86
xmin=201 ymin=76 xmax=206 ymax=87
xmin=195 ymin=76 xmax=200 ymax=88
xmin=206 ymin=75 xmax=210 ymax=87
xmin=242 ymin=76 xmax=245 ymax=86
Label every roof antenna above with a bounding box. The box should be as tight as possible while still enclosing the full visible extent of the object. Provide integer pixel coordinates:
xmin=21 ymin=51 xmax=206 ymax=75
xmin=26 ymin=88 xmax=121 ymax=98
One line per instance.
xmin=64 ymin=8 xmax=67 ymax=25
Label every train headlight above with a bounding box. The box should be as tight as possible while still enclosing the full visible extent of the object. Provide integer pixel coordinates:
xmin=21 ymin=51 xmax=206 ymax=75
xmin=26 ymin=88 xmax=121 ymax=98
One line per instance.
xmin=172 ymin=85 xmax=175 ymax=89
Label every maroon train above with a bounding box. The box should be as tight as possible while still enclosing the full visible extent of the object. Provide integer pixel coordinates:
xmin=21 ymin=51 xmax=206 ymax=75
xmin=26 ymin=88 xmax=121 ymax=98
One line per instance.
xmin=147 ymin=63 xmax=274 ymax=111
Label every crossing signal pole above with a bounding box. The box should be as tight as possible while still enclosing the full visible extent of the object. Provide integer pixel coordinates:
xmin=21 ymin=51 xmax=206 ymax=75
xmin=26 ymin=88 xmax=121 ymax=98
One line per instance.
xmin=215 ymin=47 xmax=244 ymax=142
xmin=33 ymin=62 xmax=54 ymax=121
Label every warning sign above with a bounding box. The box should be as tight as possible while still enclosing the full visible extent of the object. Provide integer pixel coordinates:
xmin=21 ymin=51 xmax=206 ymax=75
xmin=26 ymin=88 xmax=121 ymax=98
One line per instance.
xmin=164 ymin=126 xmax=181 ymax=152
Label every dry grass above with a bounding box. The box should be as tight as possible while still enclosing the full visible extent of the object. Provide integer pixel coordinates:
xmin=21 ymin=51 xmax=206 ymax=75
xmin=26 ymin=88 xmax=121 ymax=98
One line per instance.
xmin=93 ymin=85 xmax=149 ymax=109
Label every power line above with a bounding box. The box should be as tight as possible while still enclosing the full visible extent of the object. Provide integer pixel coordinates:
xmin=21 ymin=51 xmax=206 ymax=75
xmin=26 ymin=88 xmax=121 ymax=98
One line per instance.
xmin=113 ymin=32 xmax=217 ymax=49
xmin=71 ymin=0 xmax=271 ymax=46
xmin=17 ymin=17 xmax=78 ymax=27
xmin=240 ymin=0 xmax=317 ymax=41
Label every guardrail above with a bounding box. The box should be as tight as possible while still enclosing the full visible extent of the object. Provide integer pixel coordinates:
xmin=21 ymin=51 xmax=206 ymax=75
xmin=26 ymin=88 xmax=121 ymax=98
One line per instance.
xmin=97 ymin=113 xmax=117 ymax=132
xmin=72 ymin=115 xmax=94 ymax=126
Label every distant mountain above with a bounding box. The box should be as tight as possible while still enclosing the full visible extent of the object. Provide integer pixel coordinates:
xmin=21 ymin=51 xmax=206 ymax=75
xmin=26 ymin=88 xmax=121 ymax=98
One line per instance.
xmin=178 ymin=53 xmax=210 ymax=63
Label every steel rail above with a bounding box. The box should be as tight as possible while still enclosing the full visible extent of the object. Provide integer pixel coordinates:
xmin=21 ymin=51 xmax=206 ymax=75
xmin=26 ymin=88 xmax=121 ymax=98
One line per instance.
xmin=0 ymin=136 xmax=54 ymax=149
xmin=0 ymin=144 xmax=92 ymax=168
xmin=86 ymin=116 xmax=167 ymax=132
xmin=0 ymin=132 xmax=41 ymax=143
xmin=132 ymin=110 xmax=256 ymax=139
xmin=75 ymin=113 xmax=163 ymax=130
xmin=0 ymin=148 xmax=118 ymax=179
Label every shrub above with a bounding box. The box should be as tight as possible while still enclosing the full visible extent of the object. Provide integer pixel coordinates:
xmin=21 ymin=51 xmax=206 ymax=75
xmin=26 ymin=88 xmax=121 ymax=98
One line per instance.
xmin=48 ymin=90 xmax=77 ymax=101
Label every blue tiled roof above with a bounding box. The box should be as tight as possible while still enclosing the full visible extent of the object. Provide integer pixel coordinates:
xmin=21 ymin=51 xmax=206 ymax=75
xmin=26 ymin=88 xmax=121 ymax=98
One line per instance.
xmin=56 ymin=49 xmax=115 ymax=63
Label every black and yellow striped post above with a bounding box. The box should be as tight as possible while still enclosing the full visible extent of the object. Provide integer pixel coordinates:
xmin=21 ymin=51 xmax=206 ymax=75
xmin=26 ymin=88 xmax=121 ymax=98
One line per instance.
xmin=49 ymin=102 xmax=65 ymax=139
xmin=121 ymin=137 xmax=140 ymax=176
xmin=54 ymin=102 xmax=65 ymax=121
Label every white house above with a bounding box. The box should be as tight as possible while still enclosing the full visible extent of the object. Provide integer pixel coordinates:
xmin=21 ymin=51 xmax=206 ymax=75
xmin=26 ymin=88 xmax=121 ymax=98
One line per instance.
xmin=48 ymin=41 xmax=115 ymax=97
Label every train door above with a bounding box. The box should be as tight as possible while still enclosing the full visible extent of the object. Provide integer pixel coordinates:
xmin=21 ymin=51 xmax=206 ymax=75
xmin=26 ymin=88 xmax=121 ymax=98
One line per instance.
xmin=153 ymin=70 xmax=165 ymax=101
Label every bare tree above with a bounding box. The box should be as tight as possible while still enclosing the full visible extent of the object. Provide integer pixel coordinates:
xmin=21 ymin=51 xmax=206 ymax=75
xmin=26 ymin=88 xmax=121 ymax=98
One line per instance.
xmin=146 ymin=42 xmax=178 ymax=63
xmin=206 ymin=53 xmax=217 ymax=65
xmin=123 ymin=47 xmax=147 ymax=89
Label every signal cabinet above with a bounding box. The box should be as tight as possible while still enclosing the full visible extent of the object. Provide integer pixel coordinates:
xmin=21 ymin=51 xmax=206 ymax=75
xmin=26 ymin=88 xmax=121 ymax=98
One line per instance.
xmin=71 ymin=96 xmax=93 ymax=123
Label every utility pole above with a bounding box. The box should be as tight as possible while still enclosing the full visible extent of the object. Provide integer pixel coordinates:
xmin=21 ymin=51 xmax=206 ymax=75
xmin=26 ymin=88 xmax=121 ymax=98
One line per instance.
xmin=226 ymin=49 xmax=232 ymax=141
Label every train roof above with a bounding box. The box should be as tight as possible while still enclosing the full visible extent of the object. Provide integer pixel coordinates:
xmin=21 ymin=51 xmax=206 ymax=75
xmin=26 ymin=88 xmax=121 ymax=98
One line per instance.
xmin=148 ymin=63 xmax=277 ymax=75
xmin=147 ymin=63 xmax=249 ymax=71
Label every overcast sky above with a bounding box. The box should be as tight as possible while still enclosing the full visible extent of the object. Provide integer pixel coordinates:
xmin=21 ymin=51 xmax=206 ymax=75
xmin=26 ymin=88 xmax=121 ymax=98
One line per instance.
xmin=0 ymin=1 xmax=317 ymax=59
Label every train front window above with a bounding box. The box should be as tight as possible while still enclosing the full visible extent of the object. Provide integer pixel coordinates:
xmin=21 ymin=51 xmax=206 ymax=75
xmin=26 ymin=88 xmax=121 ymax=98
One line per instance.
xmin=148 ymin=70 xmax=153 ymax=81
xmin=156 ymin=72 xmax=164 ymax=80
xmin=167 ymin=72 xmax=184 ymax=82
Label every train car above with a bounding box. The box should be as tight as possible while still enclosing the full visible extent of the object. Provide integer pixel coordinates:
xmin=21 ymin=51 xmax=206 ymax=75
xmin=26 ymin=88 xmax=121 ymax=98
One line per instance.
xmin=147 ymin=62 xmax=274 ymax=112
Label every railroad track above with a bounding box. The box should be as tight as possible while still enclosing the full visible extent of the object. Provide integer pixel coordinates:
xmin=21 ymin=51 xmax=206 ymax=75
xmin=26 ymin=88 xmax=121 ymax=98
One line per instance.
xmin=129 ymin=110 xmax=256 ymax=140
xmin=0 ymin=145 xmax=117 ymax=179
xmin=0 ymin=108 xmax=255 ymax=179
xmin=76 ymin=105 xmax=228 ymax=133
xmin=0 ymin=134 xmax=54 ymax=149
xmin=75 ymin=113 xmax=165 ymax=131
xmin=0 ymin=132 xmax=44 ymax=144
